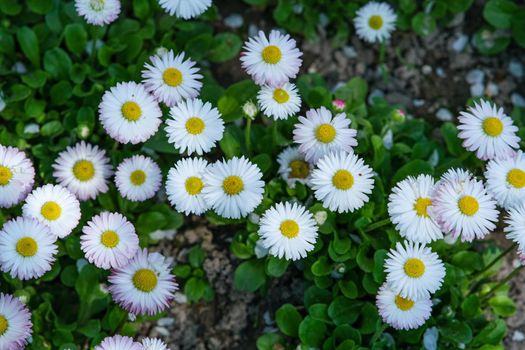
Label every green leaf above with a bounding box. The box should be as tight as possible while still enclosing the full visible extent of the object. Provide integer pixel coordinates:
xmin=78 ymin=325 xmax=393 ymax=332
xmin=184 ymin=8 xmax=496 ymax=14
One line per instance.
xmin=77 ymin=319 xmax=101 ymax=338
xmin=17 ymin=26 xmax=40 ymax=67
xmin=472 ymin=319 xmax=506 ymax=347
xmin=209 ymin=33 xmax=242 ymax=62
xmin=136 ymin=211 xmax=167 ymax=234
xmin=311 ymin=256 xmax=332 ymax=276
xmin=233 ymin=259 xmax=266 ymax=292
xmin=483 ymin=0 xmax=517 ymax=29
xmin=44 ymin=48 xmax=72 ymax=80
xmin=440 ymin=320 xmax=473 ymax=344
xmin=275 ymin=304 xmax=302 ymax=336
xmin=298 ymin=316 xmax=327 ymax=347
xmin=328 ymin=297 xmax=360 ymax=326
xmin=441 ymin=122 xmax=464 ymax=157
xmin=65 ymin=24 xmax=88 ymax=55
xmin=461 ymin=295 xmax=481 ymax=319
xmin=184 ymin=277 xmax=207 ymax=302
xmin=27 ymin=0 xmax=53 ymax=14
xmin=489 ymin=295 xmax=517 ymax=316
xmin=188 ymin=246 xmax=206 ymax=268
xmin=392 ymin=159 xmax=433 ymax=185
xmin=411 ymin=12 xmax=436 ymax=37
xmin=256 ymin=333 xmax=283 ymax=350
xmin=265 ymin=256 xmax=290 ymax=277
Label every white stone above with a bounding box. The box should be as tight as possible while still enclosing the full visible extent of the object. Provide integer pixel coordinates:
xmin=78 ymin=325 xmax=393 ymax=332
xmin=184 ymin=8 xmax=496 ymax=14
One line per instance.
xmin=423 ymin=327 xmax=439 ymax=350
xmin=342 ymin=46 xmax=357 ymax=59
xmin=470 ymin=83 xmax=484 ymax=97
xmin=224 ymin=14 xmax=243 ymax=29
xmin=452 ymin=34 xmax=469 ymax=52
xmin=382 ymin=129 xmax=393 ymax=150
xmin=508 ymin=60 xmax=524 ymax=79
xmin=413 ymin=99 xmax=425 ymax=107
xmin=254 ymin=240 xmax=269 ymax=259
xmin=513 ymin=331 xmax=525 ymax=342
xmin=436 ymin=108 xmax=453 ymax=121
xmin=485 ymin=82 xmax=499 ymax=97
xmin=511 ymin=93 xmax=525 ymax=107
xmin=422 ymin=65 xmax=432 ymax=75
xmin=24 ymin=123 xmax=40 ymax=134
xmin=466 ymin=69 xmax=484 ymax=85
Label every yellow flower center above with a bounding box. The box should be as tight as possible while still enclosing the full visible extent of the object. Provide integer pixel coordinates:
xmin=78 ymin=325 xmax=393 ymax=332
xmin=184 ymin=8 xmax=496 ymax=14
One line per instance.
xmin=130 ymin=170 xmax=146 ymax=186
xmin=368 ymin=15 xmax=384 ymax=30
xmin=458 ymin=195 xmax=479 ymax=216
xmin=482 ymin=117 xmax=503 ymax=137
xmin=162 ymin=67 xmax=183 ymax=87
xmin=16 ymin=237 xmax=38 ymax=257
xmin=280 ymin=219 xmax=300 ymax=238
xmin=185 ymin=176 xmax=204 ymax=195
xmin=507 ymin=169 xmax=525 ymax=189
xmin=394 ymin=295 xmax=415 ymax=311
xmin=100 ymin=230 xmax=120 ymax=248
xmin=121 ymin=101 xmax=142 ymax=122
xmin=332 ymin=170 xmax=354 ymax=190
xmin=223 ymin=175 xmax=244 ymax=195
xmin=289 ymin=160 xmax=309 ymax=179
xmin=273 ymin=88 xmax=290 ymax=104
xmin=404 ymin=258 xmax=425 ymax=278
xmin=73 ymin=160 xmax=95 ymax=182
xmin=261 ymin=45 xmax=282 ymax=64
xmin=413 ymin=197 xmax=432 ymax=218
xmin=40 ymin=201 xmax=62 ymax=221
xmin=0 ymin=315 xmax=8 ymax=336
xmin=132 ymin=268 xmax=158 ymax=292
xmin=315 ymin=123 xmax=336 ymax=143
xmin=89 ymin=0 xmax=105 ymax=11
xmin=0 ymin=166 xmax=12 ymax=186
xmin=185 ymin=117 xmax=205 ymax=135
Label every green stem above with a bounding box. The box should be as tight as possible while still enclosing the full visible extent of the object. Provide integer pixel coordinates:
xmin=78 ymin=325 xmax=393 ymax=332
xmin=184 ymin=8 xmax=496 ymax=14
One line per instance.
xmin=475 ymin=243 xmax=516 ymax=278
xmin=245 ymin=118 xmax=252 ymax=156
xmin=365 ymin=218 xmax=391 ymax=233
xmin=481 ymin=265 xmax=524 ymax=302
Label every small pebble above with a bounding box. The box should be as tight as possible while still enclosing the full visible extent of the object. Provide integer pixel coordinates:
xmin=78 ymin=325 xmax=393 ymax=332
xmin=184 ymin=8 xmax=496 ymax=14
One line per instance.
xmin=452 ymin=34 xmax=469 ymax=52
xmin=485 ymin=82 xmax=499 ymax=97
xmin=511 ymin=93 xmax=525 ymax=108
xmin=292 ymin=3 xmax=303 ymax=14
xmin=382 ymin=130 xmax=393 ymax=150
xmin=508 ymin=60 xmax=524 ymax=79
xmin=413 ymin=99 xmax=425 ymax=107
xmin=466 ymin=69 xmax=484 ymax=85
xmin=224 ymin=14 xmax=243 ymax=29
xmin=173 ymin=292 xmax=188 ymax=304
xmin=319 ymin=13 xmax=329 ymax=27
xmin=435 ymin=67 xmax=446 ymax=78
xmin=157 ymin=317 xmax=175 ymax=327
xmin=436 ymin=108 xmax=453 ymax=122
xmin=153 ymin=326 xmax=170 ymax=337
xmin=429 ymin=149 xmax=439 ymax=167
xmin=423 ymin=327 xmax=439 ymax=350
xmin=470 ymin=83 xmax=484 ymax=97
xmin=342 ymin=46 xmax=357 ymax=59
xmin=513 ymin=331 xmax=525 ymax=342
xmin=422 ymin=65 xmax=432 ymax=75
xmin=24 ymin=123 xmax=40 ymax=134
xmin=254 ymin=240 xmax=269 ymax=259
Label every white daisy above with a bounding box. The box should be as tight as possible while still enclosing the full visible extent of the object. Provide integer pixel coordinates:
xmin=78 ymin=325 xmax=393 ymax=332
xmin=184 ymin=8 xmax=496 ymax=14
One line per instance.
xmin=202 ymin=156 xmax=265 ymax=219
xmin=165 ymin=98 xmax=225 ymax=155
xmin=166 ymin=158 xmax=210 ymax=215
xmin=384 ymin=241 xmax=446 ymax=300
xmin=108 ymin=248 xmax=178 ymax=316
xmin=431 ymin=176 xmax=498 ymax=242
xmin=257 ymin=83 xmax=301 ymax=120
xmin=0 ymin=293 xmax=33 ymax=349
xmin=504 ymin=205 xmax=525 ymax=250
xmin=458 ymin=100 xmax=520 ymax=160
xmin=158 ymin=0 xmax=212 ymax=19
xmin=240 ymin=30 xmax=303 ymax=86
xmin=277 ymin=146 xmax=313 ymax=188
xmin=95 ymin=335 xmax=142 ymax=350
xmin=81 ymin=212 xmax=139 ymax=270
xmin=293 ymin=107 xmax=357 ymax=163
xmin=376 ymin=283 xmax=432 ymax=331
xmin=0 ymin=217 xmax=58 ymax=280
xmin=353 ymin=2 xmax=397 ymax=43
xmin=99 ymin=82 xmax=162 ymax=144
xmin=485 ymin=151 xmax=525 ymax=209
xmin=142 ymin=50 xmax=203 ymax=107
xmin=0 ymin=145 xmax=35 ymax=208
xmin=258 ymin=202 xmax=318 ymax=261
xmin=310 ymin=151 xmax=374 ymax=213
xmin=53 ymin=141 xmax=113 ymax=201
xmin=75 ymin=0 xmax=121 ymax=26
xmin=115 ymin=155 xmax=162 ymax=202
xmin=388 ymin=175 xmax=443 ymax=244
xmin=142 ymin=337 xmax=169 ymax=350
xmin=439 ymin=168 xmax=473 ymax=185
xmin=22 ymin=184 xmax=81 ymax=239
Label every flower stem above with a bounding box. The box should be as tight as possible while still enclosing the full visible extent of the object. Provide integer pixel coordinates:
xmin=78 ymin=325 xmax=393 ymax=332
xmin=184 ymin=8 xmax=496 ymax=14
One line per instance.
xmin=365 ymin=218 xmax=391 ymax=233
xmin=474 ymin=243 xmax=516 ymax=278
xmin=481 ymin=265 xmax=524 ymax=302
xmin=245 ymin=118 xmax=252 ymax=156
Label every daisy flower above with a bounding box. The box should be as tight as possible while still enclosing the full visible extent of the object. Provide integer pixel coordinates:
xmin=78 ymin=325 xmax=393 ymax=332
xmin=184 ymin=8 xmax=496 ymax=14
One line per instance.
xmin=258 ymin=202 xmax=318 ymax=261
xmin=95 ymin=335 xmax=143 ymax=350
xmin=384 ymin=241 xmax=445 ymax=300
xmin=240 ymin=30 xmax=303 ymax=86
xmin=457 ymin=100 xmax=520 ymax=160
xmin=99 ymin=82 xmax=162 ymax=144
xmin=165 ymin=98 xmax=225 ymax=155
xmin=277 ymin=146 xmax=312 ymax=188
xmin=353 ymin=2 xmax=397 ymax=43
xmin=431 ymin=176 xmax=498 ymax=242
xmin=310 ymin=151 xmax=374 ymax=213
xmin=439 ymin=167 xmax=473 ymax=185
xmin=504 ymin=205 xmax=525 ymax=251
xmin=142 ymin=50 xmax=203 ymax=107
xmin=166 ymin=158 xmax=210 ymax=215
xmin=81 ymin=212 xmax=139 ymax=270
xmin=202 ymin=156 xmax=265 ymax=219
xmin=0 ymin=145 xmax=35 ymax=208
xmin=0 ymin=217 xmax=58 ymax=280
xmin=115 ymin=155 xmax=162 ymax=202
xmin=257 ymin=83 xmax=301 ymax=120
xmin=75 ymin=0 xmax=121 ymax=26
xmin=485 ymin=151 xmax=525 ymax=209
xmin=22 ymin=184 xmax=81 ymax=239
xmin=108 ymin=248 xmax=178 ymax=316
xmin=142 ymin=338 xmax=169 ymax=350
xmin=53 ymin=141 xmax=113 ymax=201
xmin=388 ymin=175 xmax=443 ymax=244
xmin=158 ymin=0 xmax=212 ymax=19
xmin=0 ymin=293 xmax=33 ymax=349
xmin=376 ymin=283 xmax=432 ymax=331
xmin=293 ymin=107 xmax=357 ymax=163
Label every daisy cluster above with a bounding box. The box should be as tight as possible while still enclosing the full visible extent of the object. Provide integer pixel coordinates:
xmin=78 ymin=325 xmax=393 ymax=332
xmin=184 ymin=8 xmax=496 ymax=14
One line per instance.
xmin=95 ymin=335 xmax=170 ymax=350
xmin=377 ymin=99 xmax=524 ymax=331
